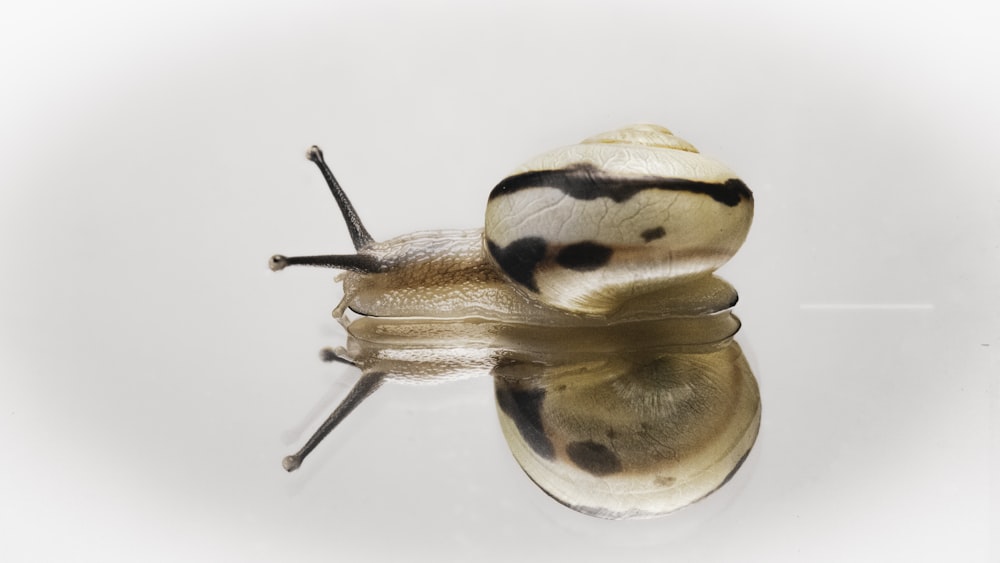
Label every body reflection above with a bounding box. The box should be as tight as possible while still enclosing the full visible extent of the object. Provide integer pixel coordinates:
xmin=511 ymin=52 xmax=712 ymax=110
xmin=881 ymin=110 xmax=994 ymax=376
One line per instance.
xmin=339 ymin=277 xmax=759 ymax=519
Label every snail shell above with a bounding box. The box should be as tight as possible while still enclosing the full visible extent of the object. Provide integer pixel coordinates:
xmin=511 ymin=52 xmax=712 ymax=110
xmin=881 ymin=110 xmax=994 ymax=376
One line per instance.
xmin=485 ymin=124 xmax=753 ymax=314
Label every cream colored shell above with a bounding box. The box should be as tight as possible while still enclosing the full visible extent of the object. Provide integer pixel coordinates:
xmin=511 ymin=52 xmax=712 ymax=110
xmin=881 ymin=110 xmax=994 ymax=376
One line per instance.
xmin=485 ymin=124 xmax=753 ymax=314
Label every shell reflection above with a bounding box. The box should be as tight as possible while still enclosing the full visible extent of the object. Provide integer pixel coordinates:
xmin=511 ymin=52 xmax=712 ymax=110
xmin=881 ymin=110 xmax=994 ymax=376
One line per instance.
xmin=494 ymin=340 xmax=758 ymax=519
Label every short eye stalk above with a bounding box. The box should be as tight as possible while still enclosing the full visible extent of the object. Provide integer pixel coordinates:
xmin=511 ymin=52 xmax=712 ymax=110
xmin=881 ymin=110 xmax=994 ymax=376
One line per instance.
xmin=268 ymin=253 xmax=383 ymax=273
xmin=269 ymin=146 xmax=384 ymax=274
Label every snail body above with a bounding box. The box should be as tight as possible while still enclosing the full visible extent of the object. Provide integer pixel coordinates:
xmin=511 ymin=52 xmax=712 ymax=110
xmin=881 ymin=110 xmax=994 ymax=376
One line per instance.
xmin=270 ymin=124 xmax=759 ymax=519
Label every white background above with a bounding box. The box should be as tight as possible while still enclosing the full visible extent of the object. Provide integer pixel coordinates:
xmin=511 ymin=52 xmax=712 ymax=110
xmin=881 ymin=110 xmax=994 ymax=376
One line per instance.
xmin=1 ymin=1 xmax=997 ymax=561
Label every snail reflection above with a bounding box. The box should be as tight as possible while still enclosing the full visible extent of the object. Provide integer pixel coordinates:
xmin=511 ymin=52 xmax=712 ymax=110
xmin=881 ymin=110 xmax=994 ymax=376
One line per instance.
xmin=269 ymin=125 xmax=760 ymax=519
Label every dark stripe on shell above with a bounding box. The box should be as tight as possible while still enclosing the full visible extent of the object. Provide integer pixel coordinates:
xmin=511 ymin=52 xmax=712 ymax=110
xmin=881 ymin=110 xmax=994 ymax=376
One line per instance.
xmin=555 ymin=241 xmax=613 ymax=271
xmin=495 ymin=386 xmax=555 ymax=460
xmin=489 ymin=163 xmax=751 ymax=207
xmin=566 ymin=440 xmax=623 ymax=476
xmin=486 ymin=237 xmax=547 ymax=292
xmin=640 ymin=226 xmax=666 ymax=242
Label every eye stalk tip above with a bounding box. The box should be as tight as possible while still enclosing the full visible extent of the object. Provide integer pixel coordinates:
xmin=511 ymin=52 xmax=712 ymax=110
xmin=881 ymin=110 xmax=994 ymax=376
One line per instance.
xmin=269 ymin=255 xmax=288 ymax=271
xmin=320 ymin=347 xmax=339 ymax=362
xmin=320 ymin=346 xmax=356 ymax=366
xmin=306 ymin=145 xmax=324 ymax=163
xmin=282 ymin=455 xmax=302 ymax=472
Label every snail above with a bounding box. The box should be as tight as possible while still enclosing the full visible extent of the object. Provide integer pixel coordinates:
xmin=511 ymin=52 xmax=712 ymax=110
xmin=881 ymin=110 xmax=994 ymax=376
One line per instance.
xmin=269 ymin=124 xmax=760 ymax=519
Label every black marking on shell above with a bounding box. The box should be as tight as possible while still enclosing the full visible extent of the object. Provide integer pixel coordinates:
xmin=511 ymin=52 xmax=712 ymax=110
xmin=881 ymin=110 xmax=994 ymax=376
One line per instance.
xmin=640 ymin=226 xmax=666 ymax=242
xmin=495 ymin=386 xmax=554 ymax=460
xmin=566 ymin=440 xmax=623 ymax=476
xmin=486 ymin=237 xmax=547 ymax=292
xmin=555 ymin=241 xmax=613 ymax=271
xmin=489 ymin=163 xmax=751 ymax=207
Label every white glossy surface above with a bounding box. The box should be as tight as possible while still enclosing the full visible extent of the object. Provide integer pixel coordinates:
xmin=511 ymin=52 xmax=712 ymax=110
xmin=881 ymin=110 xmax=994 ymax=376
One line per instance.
xmin=1 ymin=1 xmax=997 ymax=561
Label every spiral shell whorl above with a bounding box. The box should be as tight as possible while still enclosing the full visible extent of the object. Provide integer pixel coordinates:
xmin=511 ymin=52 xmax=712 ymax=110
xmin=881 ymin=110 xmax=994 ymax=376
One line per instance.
xmin=581 ymin=123 xmax=699 ymax=153
xmin=506 ymin=125 xmax=736 ymax=185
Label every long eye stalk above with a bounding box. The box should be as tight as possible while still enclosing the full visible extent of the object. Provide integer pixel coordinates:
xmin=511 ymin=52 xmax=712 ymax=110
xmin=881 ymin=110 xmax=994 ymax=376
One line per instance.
xmin=307 ymin=146 xmax=374 ymax=250
xmin=282 ymin=371 xmax=387 ymax=472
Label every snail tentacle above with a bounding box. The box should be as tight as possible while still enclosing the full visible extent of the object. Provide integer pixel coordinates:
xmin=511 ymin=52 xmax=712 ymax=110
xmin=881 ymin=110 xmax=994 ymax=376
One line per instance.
xmin=268 ymin=253 xmax=383 ymax=273
xmin=307 ymin=145 xmax=375 ymax=250
xmin=282 ymin=371 xmax=386 ymax=472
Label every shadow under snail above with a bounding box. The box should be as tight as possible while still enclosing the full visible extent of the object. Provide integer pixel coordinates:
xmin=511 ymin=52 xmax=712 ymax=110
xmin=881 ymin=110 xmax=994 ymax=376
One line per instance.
xmin=269 ymin=124 xmax=760 ymax=520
